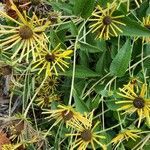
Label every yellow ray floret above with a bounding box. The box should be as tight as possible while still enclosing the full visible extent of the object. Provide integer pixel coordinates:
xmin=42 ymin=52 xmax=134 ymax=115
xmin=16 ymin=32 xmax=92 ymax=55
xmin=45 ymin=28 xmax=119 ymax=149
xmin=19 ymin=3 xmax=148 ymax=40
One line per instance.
xmin=0 ymin=0 xmax=50 ymax=63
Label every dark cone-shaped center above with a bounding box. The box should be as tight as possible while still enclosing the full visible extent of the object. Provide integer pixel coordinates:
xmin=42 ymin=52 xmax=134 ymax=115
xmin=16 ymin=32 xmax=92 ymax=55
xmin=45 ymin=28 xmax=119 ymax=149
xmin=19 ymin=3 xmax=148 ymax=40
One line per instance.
xmin=62 ymin=110 xmax=73 ymax=121
xmin=45 ymin=54 xmax=55 ymax=62
xmin=133 ymin=97 xmax=145 ymax=109
xmin=49 ymin=80 xmax=55 ymax=86
xmin=80 ymin=129 xmax=92 ymax=142
xmin=19 ymin=25 xmax=33 ymax=39
xmin=103 ymin=16 xmax=112 ymax=25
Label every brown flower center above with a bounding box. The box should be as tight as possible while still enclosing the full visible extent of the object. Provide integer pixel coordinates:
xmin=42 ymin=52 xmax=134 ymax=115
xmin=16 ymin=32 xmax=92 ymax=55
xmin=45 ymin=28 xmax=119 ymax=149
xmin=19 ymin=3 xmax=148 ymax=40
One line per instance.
xmin=19 ymin=25 xmax=33 ymax=39
xmin=62 ymin=110 xmax=73 ymax=121
xmin=133 ymin=97 xmax=145 ymax=109
xmin=49 ymin=80 xmax=55 ymax=86
xmin=45 ymin=54 xmax=55 ymax=62
xmin=80 ymin=129 xmax=92 ymax=142
xmin=103 ymin=16 xmax=112 ymax=25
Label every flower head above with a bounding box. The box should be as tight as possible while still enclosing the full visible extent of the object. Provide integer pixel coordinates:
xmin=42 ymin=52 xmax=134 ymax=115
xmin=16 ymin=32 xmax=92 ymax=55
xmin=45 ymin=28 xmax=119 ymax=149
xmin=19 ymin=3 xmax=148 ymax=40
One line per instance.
xmin=111 ymin=129 xmax=141 ymax=145
xmin=42 ymin=105 xmax=90 ymax=127
xmin=35 ymin=93 xmax=60 ymax=108
xmin=37 ymin=76 xmax=59 ymax=94
xmin=66 ymin=112 xmax=106 ymax=150
xmin=116 ymin=83 xmax=150 ymax=127
xmin=32 ymin=45 xmax=73 ymax=77
xmin=0 ymin=0 xmax=50 ymax=62
xmin=90 ymin=3 xmax=125 ymax=40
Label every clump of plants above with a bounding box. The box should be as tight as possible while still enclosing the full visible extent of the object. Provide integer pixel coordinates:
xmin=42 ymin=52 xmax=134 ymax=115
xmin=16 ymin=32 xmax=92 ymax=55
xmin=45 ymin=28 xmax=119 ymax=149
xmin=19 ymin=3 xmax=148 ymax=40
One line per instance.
xmin=0 ymin=0 xmax=150 ymax=149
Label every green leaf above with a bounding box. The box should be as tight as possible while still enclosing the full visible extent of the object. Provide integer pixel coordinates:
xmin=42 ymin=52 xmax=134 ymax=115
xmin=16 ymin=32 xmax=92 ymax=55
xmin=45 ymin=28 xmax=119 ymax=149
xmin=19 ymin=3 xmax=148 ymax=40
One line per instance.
xmin=50 ymin=2 xmax=73 ymax=14
xmin=79 ymin=41 xmax=103 ymax=53
xmin=81 ymin=0 xmax=95 ymax=18
xmin=79 ymin=51 xmax=89 ymax=67
xmin=105 ymin=99 xmax=121 ymax=111
xmin=73 ymin=0 xmax=95 ymax=18
xmin=96 ymin=50 xmax=106 ymax=74
xmin=62 ymin=65 xmax=100 ymax=78
xmin=73 ymin=0 xmax=85 ymax=16
xmin=121 ymin=17 xmax=150 ymax=37
xmin=69 ymin=20 xmax=78 ymax=36
xmin=110 ymin=39 xmax=132 ymax=77
xmin=73 ymin=89 xmax=89 ymax=114
xmin=49 ymin=29 xmax=66 ymax=49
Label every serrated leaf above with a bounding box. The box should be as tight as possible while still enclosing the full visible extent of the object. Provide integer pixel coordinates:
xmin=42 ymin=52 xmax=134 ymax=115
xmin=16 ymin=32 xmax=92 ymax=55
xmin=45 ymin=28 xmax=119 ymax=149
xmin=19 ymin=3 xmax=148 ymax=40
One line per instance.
xmin=70 ymin=20 xmax=78 ymax=36
xmin=81 ymin=0 xmax=95 ymax=18
xmin=50 ymin=2 xmax=73 ymax=14
xmin=62 ymin=65 xmax=100 ymax=78
xmin=73 ymin=89 xmax=89 ymax=114
xmin=96 ymin=50 xmax=106 ymax=74
xmin=121 ymin=17 xmax=150 ymax=37
xmin=73 ymin=0 xmax=95 ymax=18
xmin=73 ymin=0 xmax=85 ymax=16
xmin=49 ymin=29 xmax=66 ymax=49
xmin=105 ymin=99 xmax=121 ymax=111
xmin=110 ymin=39 xmax=132 ymax=77
xmin=79 ymin=41 xmax=103 ymax=53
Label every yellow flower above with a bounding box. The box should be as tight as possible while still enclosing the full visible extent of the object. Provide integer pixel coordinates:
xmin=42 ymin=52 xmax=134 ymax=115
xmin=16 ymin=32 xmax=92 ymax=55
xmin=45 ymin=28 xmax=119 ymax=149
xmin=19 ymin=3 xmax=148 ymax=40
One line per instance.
xmin=116 ymin=83 xmax=150 ymax=127
xmin=41 ymin=76 xmax=59 ymax=94
xmin=66 ymin=112 xmax=106 ymax=150
xmin=142 ymin=16 xmax=150 ymax=43
xmin=35 ymin=93 xmax=60 ymax=108
xmin=111 ymin=129 xmax=141 ymax=145
xmin=42 ymin=105 xmax=90 ymax=127
xmin=89 ymin=3 xmax=125 ymax=40
xmin=32 ymin=45 xmax=73 ymax=77
xmin=0 ymin=0 xmax=50 ymax=62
